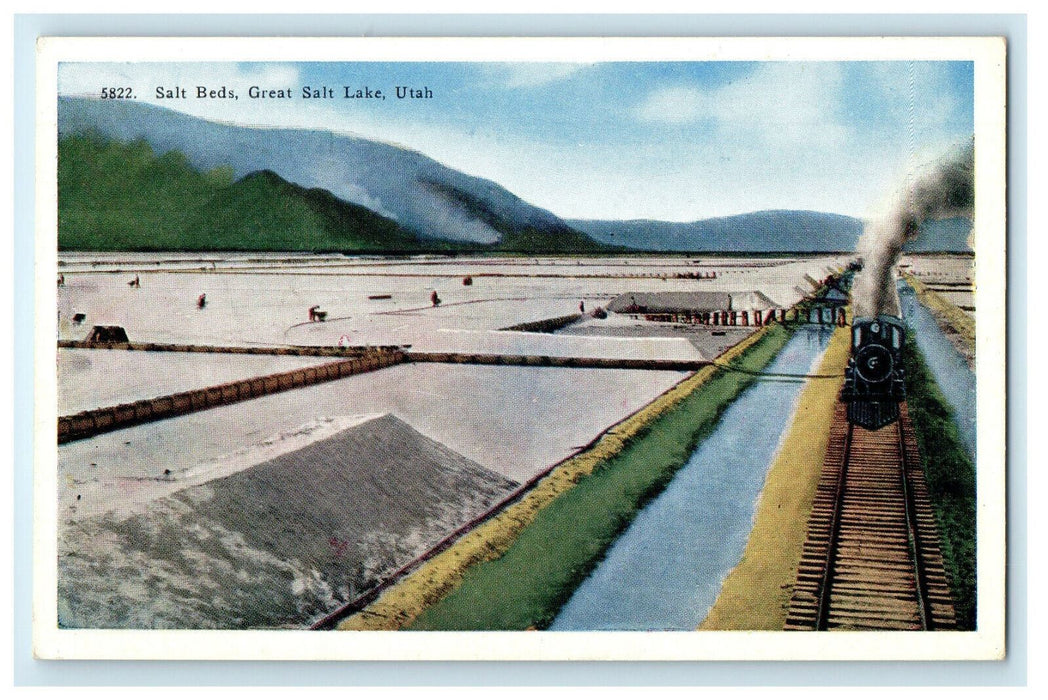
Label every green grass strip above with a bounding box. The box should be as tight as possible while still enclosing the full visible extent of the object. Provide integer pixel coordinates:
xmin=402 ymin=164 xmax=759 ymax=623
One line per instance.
xmin=409 ymin=323 xmax=795 ymax=630
xmin=902 ymin=333 xmax=977 ymax=630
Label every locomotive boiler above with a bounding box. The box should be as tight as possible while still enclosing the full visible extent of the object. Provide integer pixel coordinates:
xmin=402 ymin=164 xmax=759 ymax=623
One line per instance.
xmin=841 ymin=314 xmax=906 ymax=430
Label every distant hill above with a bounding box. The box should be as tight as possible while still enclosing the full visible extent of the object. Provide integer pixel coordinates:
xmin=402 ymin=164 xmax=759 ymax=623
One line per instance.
xmin=902 ymin=217 xmax=973 ymax=253
xmin=58 ymin=97 xmax=611 ymax=254
xmin=569 ymin=210 xmax=972 ymax=253
xmin=568 ymin=210 xmax=863 ymax=253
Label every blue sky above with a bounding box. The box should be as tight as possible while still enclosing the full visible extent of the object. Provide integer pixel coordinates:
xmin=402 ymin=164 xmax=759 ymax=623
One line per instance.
xmin=59 ymin=60 xmax=973 ymax=221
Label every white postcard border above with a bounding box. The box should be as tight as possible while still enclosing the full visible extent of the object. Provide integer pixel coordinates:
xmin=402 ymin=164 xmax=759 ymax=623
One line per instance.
xmin=33 ymin=35 xmax=1007 ymax=662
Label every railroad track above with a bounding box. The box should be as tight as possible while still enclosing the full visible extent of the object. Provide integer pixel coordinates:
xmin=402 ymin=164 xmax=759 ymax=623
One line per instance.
xmin=785 ymin=402 xmax=957 ymax=631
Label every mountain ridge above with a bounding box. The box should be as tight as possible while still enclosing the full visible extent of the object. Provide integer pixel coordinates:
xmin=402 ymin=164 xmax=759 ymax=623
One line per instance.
xmin=58 ymin=96 xmax=604 ymax=252
xmin=57 ymin=97 xmax=972 ymax=254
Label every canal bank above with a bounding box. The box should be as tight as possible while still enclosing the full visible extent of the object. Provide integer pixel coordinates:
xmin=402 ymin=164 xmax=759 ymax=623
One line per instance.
xmin=900 ymin=271 xmax=975 ymax=368
xmin=549 ymin=325 xmax=838 ymax=631
xmin=699 ymin=325 xmax=850 ymax=630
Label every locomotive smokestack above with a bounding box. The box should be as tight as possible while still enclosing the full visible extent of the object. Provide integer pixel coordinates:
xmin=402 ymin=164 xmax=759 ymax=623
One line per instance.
xmin=852 ymin=139 xmax=974 ymax=318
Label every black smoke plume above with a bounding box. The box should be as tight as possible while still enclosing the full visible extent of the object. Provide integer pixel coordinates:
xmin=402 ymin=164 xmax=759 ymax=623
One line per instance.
xmin=852 ymin=139 xmax=974 ymax=318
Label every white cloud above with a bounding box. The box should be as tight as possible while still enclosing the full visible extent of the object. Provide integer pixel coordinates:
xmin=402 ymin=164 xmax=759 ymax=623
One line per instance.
xmin=498 ymin=63 xmax=589 ymax=89
xmin=632 ymin=86 xmax=710 ymax=124
xmin=632 ymin=63 xmax=848 ymax=147
xmin=863 ymin=61 xmax=964 ymax=139
xmin=619 ymin=63 xmax=944 ymax=218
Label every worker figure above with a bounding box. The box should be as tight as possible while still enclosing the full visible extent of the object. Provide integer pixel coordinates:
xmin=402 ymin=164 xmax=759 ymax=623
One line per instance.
xmin=128 ymin=274 xmax=140 ymax=288
xmin=431 ymin=290 xmax=441 ymax=307
xmin=57 ymin=273 xmax=64 ymax=287
xmin=197 ymin=293 xmax=206 ymax=309
xmin=579 ymin=301 xmax=585 ymax=314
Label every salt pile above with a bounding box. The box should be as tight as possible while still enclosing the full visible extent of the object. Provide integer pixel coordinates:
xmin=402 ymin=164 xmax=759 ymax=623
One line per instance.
xmin=58 ymin=413 xmax=517 ymax=629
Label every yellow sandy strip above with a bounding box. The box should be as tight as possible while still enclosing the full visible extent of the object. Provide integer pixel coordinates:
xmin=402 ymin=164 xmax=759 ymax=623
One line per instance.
xmin=901 ymin=271 xmax=975 ymax=353
xmin=339 ymin=325 xmax=776 ymax=630
xmin=698 ymin=324 xmax=851 ymax=630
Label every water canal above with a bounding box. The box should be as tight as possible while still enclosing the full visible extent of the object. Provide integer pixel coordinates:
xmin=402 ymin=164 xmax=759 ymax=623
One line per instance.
xmin=549 ymin=325 xmax=834 ymax=631
xmin=897 ymin=282 xmax=977 ymax=459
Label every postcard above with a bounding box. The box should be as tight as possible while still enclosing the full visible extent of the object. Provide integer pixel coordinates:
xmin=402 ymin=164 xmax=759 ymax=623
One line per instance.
xmin=33 ymin=36 xmax=1006 ymax=660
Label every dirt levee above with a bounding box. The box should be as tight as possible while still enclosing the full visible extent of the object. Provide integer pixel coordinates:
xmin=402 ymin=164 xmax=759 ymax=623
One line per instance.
xmin=58 ymin=413 xmax=517 ymax=629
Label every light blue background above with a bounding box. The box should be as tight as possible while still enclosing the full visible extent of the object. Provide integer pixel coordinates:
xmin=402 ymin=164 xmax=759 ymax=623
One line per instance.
xmin=13 ymin=12 xmax=1027 ymax=687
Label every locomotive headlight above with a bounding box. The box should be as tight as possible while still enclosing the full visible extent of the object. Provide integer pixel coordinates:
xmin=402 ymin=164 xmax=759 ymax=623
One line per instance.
xmin=855 ymin=344 xmax=893 ymax=383
xmin=871 ymin=322 xmax=880 ymax=334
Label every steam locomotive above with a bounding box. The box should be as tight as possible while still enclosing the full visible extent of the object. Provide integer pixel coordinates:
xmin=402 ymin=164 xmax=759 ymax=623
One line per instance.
xmin=841 ymin=314 xmax=906 ymax=429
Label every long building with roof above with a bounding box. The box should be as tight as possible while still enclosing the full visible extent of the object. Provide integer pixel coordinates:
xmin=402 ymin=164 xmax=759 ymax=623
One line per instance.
xmin=606 ymin=291 xmax=779 ymax=315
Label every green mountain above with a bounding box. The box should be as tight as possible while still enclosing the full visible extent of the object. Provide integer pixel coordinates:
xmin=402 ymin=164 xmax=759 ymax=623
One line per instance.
xmin=57 ymin=132 xmax=613 ymax=254
xmin=59 ymin=133 xmax=429 ymax=252
xmin=186 ymin=169 xmax=429 ymax=252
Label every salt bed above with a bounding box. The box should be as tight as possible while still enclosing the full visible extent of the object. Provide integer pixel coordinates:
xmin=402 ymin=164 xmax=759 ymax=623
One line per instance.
xmin=57 ymin=362 xmax=688 ymax=519
xmin=57 ymin=348 xmax=334 ymax=415
xmin=56 ymin=255 xmax=848 ymax=349
xmin=900 ymin=253 xmax=973 ymax=282
xmin=50 ymin=252 xmax=848 ymax=630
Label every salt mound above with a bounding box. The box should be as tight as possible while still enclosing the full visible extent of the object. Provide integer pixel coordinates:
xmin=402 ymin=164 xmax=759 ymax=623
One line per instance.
xmin=58 ymin=414 xmax=517 ymax=630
